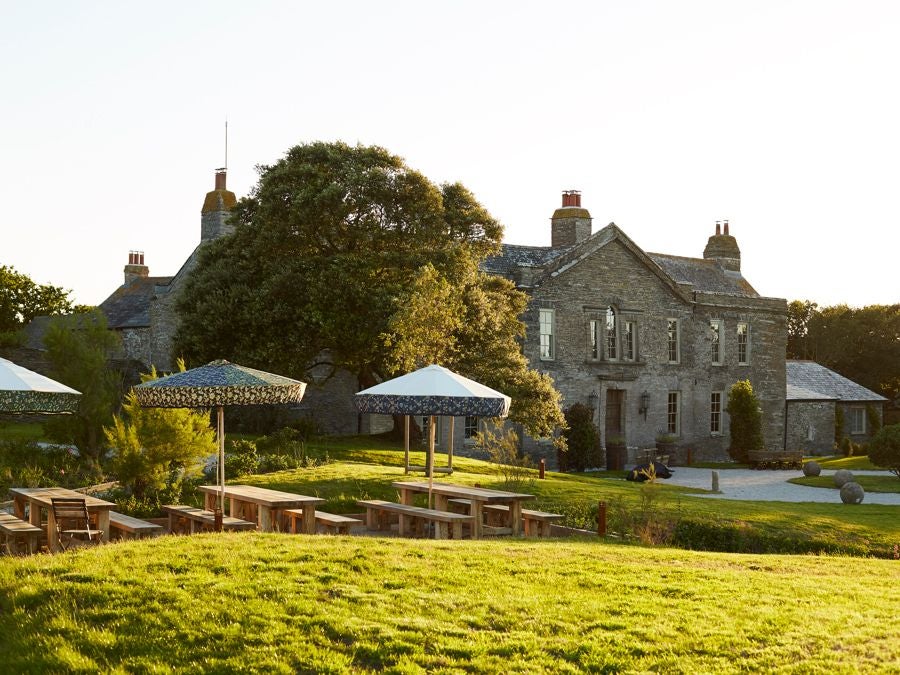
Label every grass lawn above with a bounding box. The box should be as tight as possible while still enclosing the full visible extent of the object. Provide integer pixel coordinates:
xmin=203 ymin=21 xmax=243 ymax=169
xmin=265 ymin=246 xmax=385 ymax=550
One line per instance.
xmin=234 ymin=436 xmax=900 ymax=558
xmin=0 ymin=535 xmax=897 ymax=673
xmin=790 ymin=474 xmax=900 ymax=494
xmin=812 ymin=455 xmax=879 ymax=470
xmin=0 ymin=421 xmax=45 ymax=442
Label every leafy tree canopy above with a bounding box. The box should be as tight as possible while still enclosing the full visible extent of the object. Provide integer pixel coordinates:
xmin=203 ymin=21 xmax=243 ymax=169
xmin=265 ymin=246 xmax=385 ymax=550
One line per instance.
xmin=0 ymin=265 xmax=84 ymax=340
xmin=175 ymin=142 xmax=564 ymax=437
xmin=867 ymin=424 xmax=900 ymax=478
xmin=725 ymin=379 xmax=764 ymax=462
xmin=787 ymin=301 xmax=900 ymax=400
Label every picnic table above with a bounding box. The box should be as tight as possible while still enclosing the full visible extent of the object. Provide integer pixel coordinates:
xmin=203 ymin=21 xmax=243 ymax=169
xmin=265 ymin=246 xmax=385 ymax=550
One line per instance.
xmin=9 ymin=486 xmax=115 ymax=553
xmin=391 ymin=481 xmax=534 ymax=538
xmin=198 ymin=484 xmax=324 ymax=534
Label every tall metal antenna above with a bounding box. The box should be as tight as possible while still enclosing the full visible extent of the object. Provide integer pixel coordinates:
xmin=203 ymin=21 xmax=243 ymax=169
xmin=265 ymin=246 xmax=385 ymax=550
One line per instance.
xmin=224 ymin=118 xmax=228 ymax=172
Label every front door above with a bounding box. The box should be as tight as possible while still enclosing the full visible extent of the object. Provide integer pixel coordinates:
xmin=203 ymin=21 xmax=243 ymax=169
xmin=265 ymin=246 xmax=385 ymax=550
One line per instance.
xmin=605 ymin=389 xmax=624 ymax=438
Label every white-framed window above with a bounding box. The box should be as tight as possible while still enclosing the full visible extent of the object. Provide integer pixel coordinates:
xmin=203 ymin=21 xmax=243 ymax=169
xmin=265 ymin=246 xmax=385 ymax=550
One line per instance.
xmin=737 ymin=322 xmax=750 ymax=365
xmin=539 ymin=308 xmax=555 ymax=360
xmin=589 ymin=319 xmax=599 ymax=359
xmin=464 ymin=416 xmax=479 ymax=440
xmin=667 ymin=318 xmax=680 ymax=364
xmin=623 ymin=321 xmax=635 ymax=361
xmin=710 ymin=391 xmax=722 ymax=435
xmin=849 ymin=407 xmax=866 ymax=435
xmin=710 ymin=319 xmax=723 ymax=365
xmin=605 ymin=307 xmax=617 ymax=360
xmin=667 ymin=391 xmax=680 ymax=435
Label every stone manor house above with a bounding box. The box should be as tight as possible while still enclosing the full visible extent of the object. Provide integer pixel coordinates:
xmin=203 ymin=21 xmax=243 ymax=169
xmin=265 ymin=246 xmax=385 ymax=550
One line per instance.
xmin=95 ymin=173 xmax=798 ymax=463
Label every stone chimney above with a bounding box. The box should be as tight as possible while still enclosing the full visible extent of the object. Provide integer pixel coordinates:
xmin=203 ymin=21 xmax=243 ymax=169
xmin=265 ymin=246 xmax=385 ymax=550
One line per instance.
xmin=124 ymin=251 xmax=149 ymax=285
xmin=201 ymin=168 xmax=237 ymax=242
xmin=551 ymin=190 xmax=592 ymax=247
xmin=703 ymin=219 xmax=741 ymax=271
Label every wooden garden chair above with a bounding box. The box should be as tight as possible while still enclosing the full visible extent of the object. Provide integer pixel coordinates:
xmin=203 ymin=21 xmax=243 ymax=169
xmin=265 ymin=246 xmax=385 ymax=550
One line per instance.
xmin=51 ymin=498 xmax=103 ymax=550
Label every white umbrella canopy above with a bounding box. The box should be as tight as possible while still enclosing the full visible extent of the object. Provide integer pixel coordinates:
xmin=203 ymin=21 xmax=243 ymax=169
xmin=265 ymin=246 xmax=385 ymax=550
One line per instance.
xmin=0 ymin=357 xmax=81 ymax=414
xmin=355 ymin=365 xmax=511 ymax=507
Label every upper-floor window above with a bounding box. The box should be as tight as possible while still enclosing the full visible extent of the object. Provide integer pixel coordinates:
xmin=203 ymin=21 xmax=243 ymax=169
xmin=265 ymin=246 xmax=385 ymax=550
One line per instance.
xmin=710 ymin=391 xmax=722 ymax=435
xmin=606 ymin=307 xmax=617 ymax=360
xmin=464 ymin=416 xmax=479 ymax=440
xmin=539 ymin=309 xmax=555 ymax=360
xmin=710 ymin=319 xmax=723 ymax=365
xmin=849 ymin=407 xmax=866 ymax=435
xmin=589 ymin=320 xmax=599 ymax=359
xmin=667 ymin=318 xmax=680 ymax=363
xmin=623 ymin=321 xmax=635 ymax=361
xmin=737 ymin=322 xmax=749 ymax=365
xmin=667 ymin=391 xmax=680 ymax=435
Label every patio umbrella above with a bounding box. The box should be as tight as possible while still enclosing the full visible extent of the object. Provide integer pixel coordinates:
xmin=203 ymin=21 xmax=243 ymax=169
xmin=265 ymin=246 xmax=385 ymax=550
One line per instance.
xmin=133 ymin=360 xmax=306 ymax=527
xmin=0 ymin=356 xmax=81 ymax=414
xmin=355 ymin=364 xmax=511 ymax=507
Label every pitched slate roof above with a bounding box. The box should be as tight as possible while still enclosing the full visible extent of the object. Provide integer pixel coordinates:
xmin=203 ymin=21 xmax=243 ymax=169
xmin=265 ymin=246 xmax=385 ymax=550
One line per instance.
xmin=786 ymin=383 xmax=837 ymax=401
xmin=648 ymin=253 xmax=758 ymax=297
xmin=98 ymin=276 xmax=172 ymax=329
xmin=481 ymin=244 xmax=570 ymax=276
xmin=786 ymin=360 xmax=887 ymax=402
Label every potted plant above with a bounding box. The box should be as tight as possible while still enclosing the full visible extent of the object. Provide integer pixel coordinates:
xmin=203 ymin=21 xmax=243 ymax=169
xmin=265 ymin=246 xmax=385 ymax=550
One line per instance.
xmin=605 ymin=433 xmax=627 ymax=471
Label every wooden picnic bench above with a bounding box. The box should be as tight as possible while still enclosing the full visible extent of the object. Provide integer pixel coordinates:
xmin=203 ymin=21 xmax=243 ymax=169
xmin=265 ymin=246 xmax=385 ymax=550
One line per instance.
xmin=162 ymin=505 xmax=256 ymax=535
xmin=0 ymin=512 xmax=43 ymax=554
xmin=108 ymin=511 xmax=164 ymax=540
xmin=284 ymin=509 xmax=361 ymax=535
xmin=448 ymin=499 xmax=564 ymax=537
xmin=748 ymin=450 xmax=803 ymax=470
xmin=357 ymin=500 xmax=472 ymax=539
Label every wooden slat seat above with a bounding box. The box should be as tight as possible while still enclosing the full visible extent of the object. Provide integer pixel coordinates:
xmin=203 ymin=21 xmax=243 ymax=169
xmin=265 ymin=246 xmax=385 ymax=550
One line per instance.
xmin=108 ymin=512 xmax=164 ymax=540
xmin=448 ymin=499 xmax=563 ymax=537
xmin=0 ymin=512 xmax=42 ymax=555
xmin=357 ymin=499 xmax=472 ymax=539
xmin=284 ymin=509 xmax=362 ymax=535
xmin=162 ymin=505 xmax=256 ymax=534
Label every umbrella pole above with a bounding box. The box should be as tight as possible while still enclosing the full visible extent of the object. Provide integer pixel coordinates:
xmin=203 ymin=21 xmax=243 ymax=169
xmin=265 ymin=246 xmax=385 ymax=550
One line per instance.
xmin=217 ymin=405 xmax=224 ymax=532
xmin=404 ymin=415 xmax=409 ymax=474
xmin=428 ymin=415 xmax=435 ymax=510
xmin=448 ymin=416 xmax=454 ymax=472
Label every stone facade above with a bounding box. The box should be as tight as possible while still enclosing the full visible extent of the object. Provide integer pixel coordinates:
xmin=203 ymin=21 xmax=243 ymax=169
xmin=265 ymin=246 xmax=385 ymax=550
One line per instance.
xmin=785 ymin=399 xmax=835 ymax=456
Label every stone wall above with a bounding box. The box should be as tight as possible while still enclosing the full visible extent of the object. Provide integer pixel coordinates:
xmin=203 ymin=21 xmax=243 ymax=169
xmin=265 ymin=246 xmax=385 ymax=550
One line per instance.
xmin=785 ymin=400 xmax=835 ymax=456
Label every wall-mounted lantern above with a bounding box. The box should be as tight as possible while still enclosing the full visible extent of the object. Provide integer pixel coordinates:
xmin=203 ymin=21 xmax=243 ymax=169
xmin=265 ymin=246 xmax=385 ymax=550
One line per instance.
xmin=639 ymin=391 xmax=650 ymax=420
xmin=587 ymin=389 xmax=598 ymax=411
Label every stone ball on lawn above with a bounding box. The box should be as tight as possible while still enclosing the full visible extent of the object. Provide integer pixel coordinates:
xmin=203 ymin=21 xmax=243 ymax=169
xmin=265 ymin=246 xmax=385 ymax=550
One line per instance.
xmin=833 ymin=469 xmax=854 ymax=487
xmin=840 ymin=481 xmax=865 ymax=504
xmin=802 ymin=461 xmax=821 ymax=477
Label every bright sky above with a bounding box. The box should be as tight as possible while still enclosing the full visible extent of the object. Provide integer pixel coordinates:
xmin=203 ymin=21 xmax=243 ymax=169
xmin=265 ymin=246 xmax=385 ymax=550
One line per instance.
xmin=2 ymin=1 xmax=898 ymax=309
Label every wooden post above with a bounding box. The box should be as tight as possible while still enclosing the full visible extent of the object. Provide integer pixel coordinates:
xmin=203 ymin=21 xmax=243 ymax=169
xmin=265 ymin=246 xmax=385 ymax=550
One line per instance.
xmin=686 ymin=447 xmax=693 ymax=466
xmin=448 ymin=416 xmax=454 ymax=471
xmin=539 ymin=458 xmax=545 ymax=479
xmin=597 ymin=501 xmax=607 ymax=537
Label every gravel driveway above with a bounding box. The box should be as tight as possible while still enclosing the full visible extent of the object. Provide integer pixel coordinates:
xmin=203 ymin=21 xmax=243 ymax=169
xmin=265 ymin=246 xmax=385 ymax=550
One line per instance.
xmin=660 ymin=467 xmax=900 ymax=505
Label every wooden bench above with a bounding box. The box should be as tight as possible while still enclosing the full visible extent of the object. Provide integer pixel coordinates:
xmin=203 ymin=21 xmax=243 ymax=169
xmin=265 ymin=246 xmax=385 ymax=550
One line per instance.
xmin=284 ymin=509 xmax=362 ymax=535
xmin=448 ymin=499 xmax=563 ymax=537
xmin=108 ymin=511 xmax=164 ymax=540
xmin=357 ymin=500 xmax=472 ymax=540
xmin=0 ymin=512 xmax=43 ymax=554
xmin=748 ymin=450 xmax=803 ymax=470
xmin=162 ymin=505 xmax=256 ymax=534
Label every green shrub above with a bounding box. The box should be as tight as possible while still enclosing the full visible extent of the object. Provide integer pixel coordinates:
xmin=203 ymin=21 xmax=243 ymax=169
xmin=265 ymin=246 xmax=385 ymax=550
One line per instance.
xmin=226 ymin=439 xmax=259 ymax=478
xmin=840 ymin=436 xmax=853 ymax=457
xmin=867 ymin=424 xmax=900 ymax=478
xmin=834 ymin=406 xmax=846 ymax=448
xmin=561 ymin=403 xmax=601 ymax=472
xmin=866 ymin=405 xmax=882 ymax=436
xmin=725 ymin=380 xmax=763 ymax=463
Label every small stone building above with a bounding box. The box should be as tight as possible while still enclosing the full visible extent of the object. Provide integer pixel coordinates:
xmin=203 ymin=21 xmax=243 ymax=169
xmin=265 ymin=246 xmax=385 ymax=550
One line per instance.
xmin=786 ymin=360 xmax=887 ymax=455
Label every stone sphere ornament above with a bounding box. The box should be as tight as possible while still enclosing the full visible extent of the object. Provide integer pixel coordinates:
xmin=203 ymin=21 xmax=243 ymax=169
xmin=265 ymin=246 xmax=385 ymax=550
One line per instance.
xmin=840 ymin=481 xmax=865 ymax=504
xmin=802 ymin=461 xmax=821 ymax=477
xmin=833 ymin=469 xmax=854 ymax=487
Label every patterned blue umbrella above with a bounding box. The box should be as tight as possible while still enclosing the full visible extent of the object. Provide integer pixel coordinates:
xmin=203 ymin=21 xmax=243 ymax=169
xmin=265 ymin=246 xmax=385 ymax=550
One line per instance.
xmin=355 ymin=365 xmax=510 ymax=506
xmin=134 ymin=360 xmax=306 ymax=524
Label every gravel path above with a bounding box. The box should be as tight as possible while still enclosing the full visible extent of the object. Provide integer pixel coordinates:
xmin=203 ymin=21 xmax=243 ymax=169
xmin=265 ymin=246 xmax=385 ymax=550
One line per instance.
xmin=660 ymin=467 xmax=900 ymax=505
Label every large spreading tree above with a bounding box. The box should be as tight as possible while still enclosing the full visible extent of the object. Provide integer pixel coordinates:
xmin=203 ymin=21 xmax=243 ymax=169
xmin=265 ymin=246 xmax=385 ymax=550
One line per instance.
xmin=0 ymin=265 xmax=83 ymax=344
xmin=174 ymin=141 xmax=565 ymax=439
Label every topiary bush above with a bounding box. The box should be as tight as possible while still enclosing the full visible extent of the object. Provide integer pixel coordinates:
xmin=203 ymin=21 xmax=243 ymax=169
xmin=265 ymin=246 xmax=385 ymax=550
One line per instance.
xmin=867 ymin=423 xmax=900 ymax=478
xmin=725 ymin=380 xmax=763 ymax=463
xmin=560 ymin=403 xmax=601 ymax=472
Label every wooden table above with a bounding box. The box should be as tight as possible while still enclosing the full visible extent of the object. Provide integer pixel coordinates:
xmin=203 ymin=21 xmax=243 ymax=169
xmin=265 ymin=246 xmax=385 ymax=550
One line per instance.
xmin=392 ymin=481 xmax=534 ymax=538
xmin=9 ymin=487 xmax=115 ymax=553
xmin=198 ymin=485 xmax=324 ymax=534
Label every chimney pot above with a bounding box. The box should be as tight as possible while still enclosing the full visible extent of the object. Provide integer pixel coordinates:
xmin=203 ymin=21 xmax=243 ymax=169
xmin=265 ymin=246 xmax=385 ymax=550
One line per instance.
xmin=715 ymin=221 xmax=721 ymax=235
xmin=723 ymin=220 xmax=730 ymax=235
xmin=215 ymin=169 xmax=226 ymax=191
xmin=139 ymin=252 xmax=144 ymax=265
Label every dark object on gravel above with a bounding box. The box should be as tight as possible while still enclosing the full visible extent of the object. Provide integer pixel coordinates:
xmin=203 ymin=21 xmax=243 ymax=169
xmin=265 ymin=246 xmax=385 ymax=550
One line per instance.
xmin=626 ymin=461 xmax=673 ymax=482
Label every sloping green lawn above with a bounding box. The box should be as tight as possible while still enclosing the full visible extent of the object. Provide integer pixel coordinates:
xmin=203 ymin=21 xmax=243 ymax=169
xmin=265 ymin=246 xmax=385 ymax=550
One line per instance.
xmin=790 ymin=474 xmax=900 ymax=494
xmin=0 ymin=534 xmax=897 ymax=673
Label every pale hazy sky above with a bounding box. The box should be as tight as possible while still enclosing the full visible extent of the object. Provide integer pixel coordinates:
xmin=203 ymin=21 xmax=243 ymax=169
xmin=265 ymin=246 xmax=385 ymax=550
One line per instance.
xmin=2 ymin=1 xmax=898 ymax=309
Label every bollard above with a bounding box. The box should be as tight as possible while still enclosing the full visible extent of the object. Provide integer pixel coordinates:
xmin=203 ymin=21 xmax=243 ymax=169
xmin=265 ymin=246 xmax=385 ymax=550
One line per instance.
xmin=711 ymin=470 xmax=720 ymax=493
xmin=686 ymin=447 xmax=692 ymax=466
xmin=597 ymin=501 xmax=607 ymax=537
xmin=539 ymin=458 xmax=545 ymax=479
